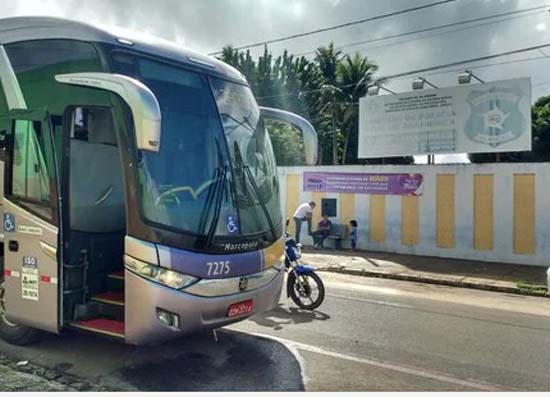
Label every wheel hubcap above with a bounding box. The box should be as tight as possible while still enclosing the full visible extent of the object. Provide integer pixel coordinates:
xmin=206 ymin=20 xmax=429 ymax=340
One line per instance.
xmin=0 ymin=282 xmax=17 ymax=327
xmin=295 ymin=276 xmax=313 ymax=298
xmin=297 ymin=283 xmax=311 ymax=298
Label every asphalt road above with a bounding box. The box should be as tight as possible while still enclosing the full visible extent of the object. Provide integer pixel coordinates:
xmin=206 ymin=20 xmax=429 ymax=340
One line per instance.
xmin=1 ymin=272 xmax=550 ymax=391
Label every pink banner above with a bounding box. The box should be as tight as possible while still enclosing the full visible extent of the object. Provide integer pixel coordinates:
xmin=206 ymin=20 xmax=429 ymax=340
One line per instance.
xmin=303 ymin=172 xmax=423 ymax=196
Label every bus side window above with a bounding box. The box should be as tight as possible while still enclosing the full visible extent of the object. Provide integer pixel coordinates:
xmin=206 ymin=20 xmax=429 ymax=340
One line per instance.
xmin=8 ymin=119 xmax=55 ymax=221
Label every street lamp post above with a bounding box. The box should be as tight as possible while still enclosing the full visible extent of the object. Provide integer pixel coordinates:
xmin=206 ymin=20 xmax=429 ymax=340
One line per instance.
xmin=412 ymin=77 xmax=438 ymax=90
xmin=367 ymin=83 xmax=397 ymax=165
xmin=367 ymin=84 xmax=397 ymax=96
xmin=412 ymin=77 xmax=438 ymax=164
xmin=458 ymin=70 xmax=485 ymax=84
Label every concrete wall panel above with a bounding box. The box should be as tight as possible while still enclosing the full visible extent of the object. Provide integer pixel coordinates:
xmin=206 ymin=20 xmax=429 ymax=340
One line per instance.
xmin=278 ymin=163 xmax=550 ymax=266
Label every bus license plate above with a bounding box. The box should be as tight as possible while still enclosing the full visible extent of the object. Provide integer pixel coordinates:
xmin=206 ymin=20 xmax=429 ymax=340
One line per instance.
xmin=227 ymin=300 xmax=254 ymax=318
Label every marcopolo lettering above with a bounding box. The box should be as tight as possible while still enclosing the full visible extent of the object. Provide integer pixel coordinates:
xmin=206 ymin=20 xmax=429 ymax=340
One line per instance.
xmin=224 ymin=241 xmax=259 ymax=251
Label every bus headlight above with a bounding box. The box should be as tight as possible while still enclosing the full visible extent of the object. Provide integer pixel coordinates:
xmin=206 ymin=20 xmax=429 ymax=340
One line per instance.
xmin=125 ymin=255 xmax=198 ymax=290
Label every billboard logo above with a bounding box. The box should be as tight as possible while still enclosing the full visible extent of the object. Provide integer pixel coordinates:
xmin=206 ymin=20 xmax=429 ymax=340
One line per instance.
xmin=305 ymin=177 xmax=324 ymax=191
xmin=399 ymin=174 xmax=423 ymax=195
xmin=465 ymin=86 xmax=526 ymax=147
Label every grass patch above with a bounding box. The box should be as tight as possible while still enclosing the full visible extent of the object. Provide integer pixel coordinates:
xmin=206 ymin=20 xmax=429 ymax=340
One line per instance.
xmin=516 ymin=281 xmax=548 ymax=296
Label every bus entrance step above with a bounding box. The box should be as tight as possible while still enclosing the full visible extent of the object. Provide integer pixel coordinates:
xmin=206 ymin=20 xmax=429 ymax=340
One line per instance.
xmin=106 ymin=270 xmax=125 ymax=292
xmin=91 ymin=291 xmax=125 ymax=306
xmin=107 ymin=270 xmax=125 ymax=280
xmin=71 ymin=318 xmax=125 ymax=338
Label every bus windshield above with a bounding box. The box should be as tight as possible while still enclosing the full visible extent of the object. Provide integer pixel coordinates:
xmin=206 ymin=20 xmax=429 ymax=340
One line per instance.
xmin=110 ymin=53 xmax=281 ymax=239
xmin=210 ymin=78 xmax=282 ymax=237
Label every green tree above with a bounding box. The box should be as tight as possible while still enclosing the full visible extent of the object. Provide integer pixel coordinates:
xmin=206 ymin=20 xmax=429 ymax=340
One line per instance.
xmin=315 ymin=44 xmax=343 ymax=165
xmin=266 ymin=120 xmax=305 ymax=166
xmin=220 ymin=46 xmax=240 ymax=68
xmin=218 ymin=43 xmax=414 ymax=166
xmin=531 ymin=95 xmax=550 ymax=160
xmin=219 ymin=46 xmax=325 ymax=164
xmin=315 ymin=43 xmax=342 ymax=86
xmin=338 ymin=53 xmax=376 ymax=164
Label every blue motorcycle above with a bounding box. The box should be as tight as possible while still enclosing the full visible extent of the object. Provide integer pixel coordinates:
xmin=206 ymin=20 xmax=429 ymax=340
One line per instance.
xmin=284 ymin=235 xmax=325 ymax=310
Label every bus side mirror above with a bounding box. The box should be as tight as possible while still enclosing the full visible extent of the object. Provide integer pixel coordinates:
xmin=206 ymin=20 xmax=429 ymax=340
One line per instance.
xmin=55 ymin=73 xmax=162 ymax=152
xmin=260 ymin=107 xmax=318 ymax=166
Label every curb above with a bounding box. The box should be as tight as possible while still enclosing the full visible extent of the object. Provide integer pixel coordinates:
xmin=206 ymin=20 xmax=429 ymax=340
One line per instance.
xmin=315 ymin=266 xmax=550 ymax=299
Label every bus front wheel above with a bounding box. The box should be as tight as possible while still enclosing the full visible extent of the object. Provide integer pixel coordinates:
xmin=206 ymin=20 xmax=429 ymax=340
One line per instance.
xmin=0 ymin=281 xmax=40 ymax=345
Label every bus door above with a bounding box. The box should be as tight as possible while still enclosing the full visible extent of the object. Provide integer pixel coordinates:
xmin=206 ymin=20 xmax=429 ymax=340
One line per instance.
xmin=1 ymin=110 xmax=61 ymax=333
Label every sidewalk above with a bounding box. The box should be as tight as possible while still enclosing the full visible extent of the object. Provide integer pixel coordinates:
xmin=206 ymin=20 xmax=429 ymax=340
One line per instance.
xmin=0 ymin=353 xmax=112 ymax=392
xmin=303 ymin=248 xmax=549 ymax=297
xmin=0 ymin=364 xmax=75 ymax=392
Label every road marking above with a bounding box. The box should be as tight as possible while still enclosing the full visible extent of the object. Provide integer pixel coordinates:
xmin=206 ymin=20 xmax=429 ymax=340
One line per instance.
xmin=327 ymin=291 xmax=550 ymax=333
xmin=323 ymin=276 xmax=550 ymax=318
xmin=326 ymin=279 xmax=403 ymax=296
xmin=327 ymin=292 xmax=415 ymax=309
xmin=243 ymin=331 xmax=502 ymax=391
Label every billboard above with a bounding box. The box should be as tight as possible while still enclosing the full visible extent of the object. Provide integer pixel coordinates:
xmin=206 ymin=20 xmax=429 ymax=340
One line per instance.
xmin=358 ymin=77 xmax=532 ymax=158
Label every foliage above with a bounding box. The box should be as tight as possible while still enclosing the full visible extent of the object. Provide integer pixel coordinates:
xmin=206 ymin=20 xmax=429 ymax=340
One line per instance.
xmin=219 ymin=44 xmax=413 ymax=166
xmin=265 ymin=120 xmax=305 ymax=166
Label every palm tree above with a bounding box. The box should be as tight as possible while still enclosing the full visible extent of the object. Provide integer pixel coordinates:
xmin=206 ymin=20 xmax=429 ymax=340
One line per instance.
xmin=219 ymin=46 xmax=240 ymax=68
xmin=315 ymin=43 xmax=342 ymax=86
xmin=314 ymin=44 xmax=344 ymax=164
xmin=337 ymin=53 xmax=378 ymax=164
xmin=218 ymin=43 xmax=409 ymax=166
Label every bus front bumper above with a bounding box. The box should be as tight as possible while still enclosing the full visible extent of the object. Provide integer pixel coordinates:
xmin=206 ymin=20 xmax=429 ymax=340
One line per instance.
xmin=124 ymin=267 xmax=284 ymax=345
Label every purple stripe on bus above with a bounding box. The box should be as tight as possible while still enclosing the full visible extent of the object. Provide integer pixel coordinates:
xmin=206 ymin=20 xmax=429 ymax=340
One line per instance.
xmin=157 ymin=245 xmax=264 ymax=279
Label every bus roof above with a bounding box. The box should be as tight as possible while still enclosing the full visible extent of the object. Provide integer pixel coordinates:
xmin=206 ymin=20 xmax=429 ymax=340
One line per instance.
xmin=0 ymin=16 xmax=246 ymax=83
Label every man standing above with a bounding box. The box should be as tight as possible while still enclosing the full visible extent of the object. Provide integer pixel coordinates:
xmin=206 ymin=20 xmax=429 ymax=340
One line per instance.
xmin=293 ymin=201 xmax=316 ymax=244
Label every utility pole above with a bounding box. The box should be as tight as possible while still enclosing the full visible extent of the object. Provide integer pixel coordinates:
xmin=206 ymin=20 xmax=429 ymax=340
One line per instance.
xmin=321 ymin=84 xmax=343 ymax=165
xmin=331 ymin=88 xmax=338 ymax=165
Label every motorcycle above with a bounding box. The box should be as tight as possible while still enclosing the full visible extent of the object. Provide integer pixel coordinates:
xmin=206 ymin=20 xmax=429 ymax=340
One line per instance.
xmin=284 ymin=233 xmax=325 ymax=310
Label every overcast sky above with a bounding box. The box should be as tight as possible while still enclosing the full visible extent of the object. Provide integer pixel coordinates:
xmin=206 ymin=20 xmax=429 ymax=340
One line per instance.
xmin=1 ymin=0 xmax=549 ymax=162
xmin=2 ymin=0 xmax=549 ymax=95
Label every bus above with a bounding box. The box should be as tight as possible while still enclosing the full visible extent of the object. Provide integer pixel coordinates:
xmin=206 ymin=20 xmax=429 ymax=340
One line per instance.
xmin=0 ymin=17 xmax=318 ymax=345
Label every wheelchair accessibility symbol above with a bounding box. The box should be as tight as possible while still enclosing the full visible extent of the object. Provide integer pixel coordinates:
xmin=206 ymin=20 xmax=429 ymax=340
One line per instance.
xmin=226 ymin=215 xmax=239 ymax=235
xmin=4 ymin=213 xmax=15 ymax=233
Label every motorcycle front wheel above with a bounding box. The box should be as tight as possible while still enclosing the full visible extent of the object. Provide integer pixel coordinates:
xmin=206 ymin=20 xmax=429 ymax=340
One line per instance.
xmin=287 ymin=271 xmax=325 ymax=310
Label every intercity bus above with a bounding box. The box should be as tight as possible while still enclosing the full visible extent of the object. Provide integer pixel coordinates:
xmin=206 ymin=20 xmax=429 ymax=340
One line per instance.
xmin=0 ymin=17 xmax=318 ymax=345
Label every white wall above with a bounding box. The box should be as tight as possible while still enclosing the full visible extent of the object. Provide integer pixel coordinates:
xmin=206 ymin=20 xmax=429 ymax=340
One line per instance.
xmin=279 ymin=163 xmax=550 ymax=267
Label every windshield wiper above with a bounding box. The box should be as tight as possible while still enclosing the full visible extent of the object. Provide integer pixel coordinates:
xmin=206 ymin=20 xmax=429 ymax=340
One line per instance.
xmin=197 ymin=141 xmax=227 ymax=248
xmin=205 ymin=166 xmax=227 ymax=247
xmin=196 ymin=168 xmax=224 ymax=240
xmin=233 ymin=141 xmax=278 ymax=242
xmin=221 ymin=112 xmax=256 ymax=135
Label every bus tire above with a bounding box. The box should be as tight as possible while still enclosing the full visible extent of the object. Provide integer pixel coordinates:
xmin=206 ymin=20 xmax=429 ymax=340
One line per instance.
xmin=0 ymin=282 xmax=41 ymax=345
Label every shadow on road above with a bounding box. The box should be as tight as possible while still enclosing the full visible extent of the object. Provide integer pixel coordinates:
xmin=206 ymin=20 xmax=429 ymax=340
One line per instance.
xmin=0 ymin=328 xmax=304 ymax=391
xmin=250 ymin=303 xmax=331 ymax=330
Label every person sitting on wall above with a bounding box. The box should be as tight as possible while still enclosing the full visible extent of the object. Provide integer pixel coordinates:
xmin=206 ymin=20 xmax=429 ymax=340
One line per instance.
xmin=313 ymin=214 xmax=332 ymax=249
xmin=293 ymin=201 xmax=316 ymax=244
